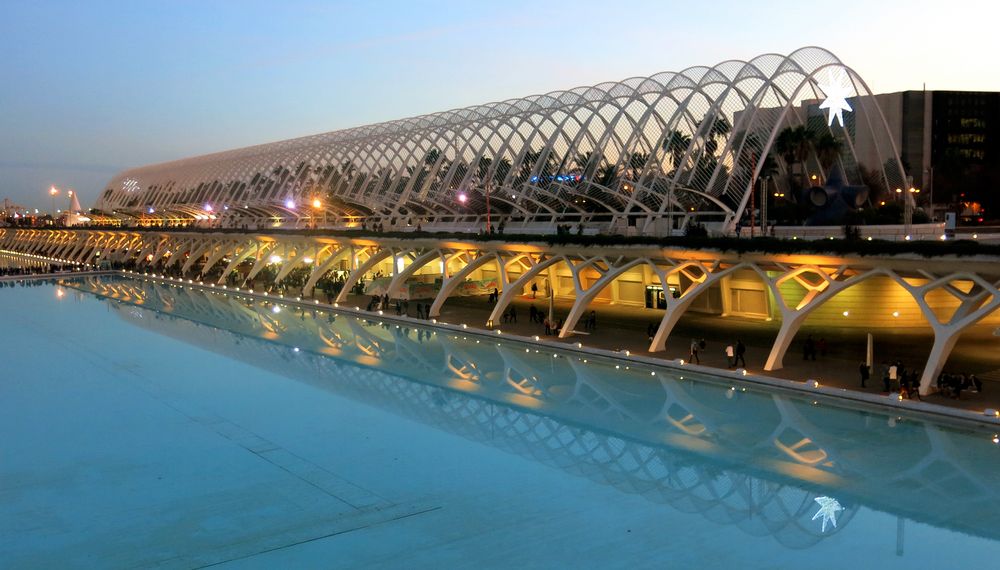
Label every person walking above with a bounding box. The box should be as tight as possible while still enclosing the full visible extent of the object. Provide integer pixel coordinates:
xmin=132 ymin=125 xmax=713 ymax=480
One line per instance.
xmin=531 ymin=282 xmax=538 ymax=298
xmin=725 ymin=343 xmax=735 ymax=368
xmin=587 ymin=310 xmax=597 ymax=331
xmin=508 ymin=305 xmax=517 ymax=323
xmin=803 ymin=335 xmax=816 ymax=360
xmin=689 ymin=339 xmax=701 ymax=364
xmin=859 ymin=362 xmax=870 ymax=388
xmin=734 ymin=339 xmax=746 ymax=368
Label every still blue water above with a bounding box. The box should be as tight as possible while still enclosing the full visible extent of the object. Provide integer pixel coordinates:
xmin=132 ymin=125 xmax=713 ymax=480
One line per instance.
xmin=2 ymin=274 xmax=1000 ymax=568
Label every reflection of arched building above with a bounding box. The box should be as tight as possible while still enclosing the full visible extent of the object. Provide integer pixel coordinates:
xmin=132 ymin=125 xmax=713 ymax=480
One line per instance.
xmin=62 ymin=275 xmax=1000 ymax=548
xmin=94 ymin=47 xmax=904 ymax=234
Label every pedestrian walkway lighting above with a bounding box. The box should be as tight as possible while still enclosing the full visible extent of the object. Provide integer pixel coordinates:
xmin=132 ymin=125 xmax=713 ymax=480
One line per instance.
xmin=807 ymin=379 xmax=820 ymax=388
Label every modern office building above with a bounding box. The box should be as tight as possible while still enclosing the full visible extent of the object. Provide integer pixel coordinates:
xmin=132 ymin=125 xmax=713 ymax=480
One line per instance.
xmin=873 ymin=90 xmax=999 ymax=219
xmin=94 ymin=47 xmax=906 ymax=234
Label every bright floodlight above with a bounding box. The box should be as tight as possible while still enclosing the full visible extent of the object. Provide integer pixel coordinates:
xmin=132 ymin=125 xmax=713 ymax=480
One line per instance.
xmin=457 ymin=193 xmax=467 ymax=204
xmin=285 ymin=198 xmax=295 ymax=209
xmin=312 ymin=198 xmax=321 ymax=208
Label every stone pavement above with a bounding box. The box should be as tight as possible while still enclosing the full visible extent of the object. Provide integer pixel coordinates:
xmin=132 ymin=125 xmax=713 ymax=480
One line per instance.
xmin=343 ymin=292 xmax=1000 ymax=415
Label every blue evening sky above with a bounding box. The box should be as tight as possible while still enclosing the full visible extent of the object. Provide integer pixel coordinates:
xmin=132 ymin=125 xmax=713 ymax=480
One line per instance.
xmin=1 ymin=0 xmax=996 ymax=208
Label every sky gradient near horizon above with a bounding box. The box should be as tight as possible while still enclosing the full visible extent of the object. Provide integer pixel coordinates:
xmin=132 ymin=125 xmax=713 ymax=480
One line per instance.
xmin=1 ymin=0 xmax=997 ymax=209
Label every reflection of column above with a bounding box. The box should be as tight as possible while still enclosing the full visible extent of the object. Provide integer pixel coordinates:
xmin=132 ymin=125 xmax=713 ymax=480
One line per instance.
xmin=896 ymin=517 xmax=904 ymax=556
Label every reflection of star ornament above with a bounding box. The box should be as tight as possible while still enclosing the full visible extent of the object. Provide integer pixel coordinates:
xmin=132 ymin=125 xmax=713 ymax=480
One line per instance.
xmin=812 ymin=496 xmax=843 ymax=532
xmin=817 ymin=70 xmax=853 ymax=127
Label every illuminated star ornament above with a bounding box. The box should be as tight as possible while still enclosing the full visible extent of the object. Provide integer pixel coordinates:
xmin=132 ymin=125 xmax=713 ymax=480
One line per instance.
xmin=812 ymin=496 xmax=843 ymax=532
xmin=817 ymin=70 xmax=853 ymax=127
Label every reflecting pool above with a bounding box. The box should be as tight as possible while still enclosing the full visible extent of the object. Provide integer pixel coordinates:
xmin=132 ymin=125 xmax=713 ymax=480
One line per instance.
xmin=3 ymin=274 xmax=1000 ymax=568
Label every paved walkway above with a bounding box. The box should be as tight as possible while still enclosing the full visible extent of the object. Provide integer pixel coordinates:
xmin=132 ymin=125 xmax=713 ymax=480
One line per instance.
xmin=344 ymin=292 xmax=1000 ymax=415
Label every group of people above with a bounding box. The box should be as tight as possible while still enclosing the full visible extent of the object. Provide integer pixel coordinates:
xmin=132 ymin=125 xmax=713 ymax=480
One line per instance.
xmin=688 ymin=337 xmax=746 ymax=368
xmin=802 ymin=335 xmax=828 ymax=360
xmin=937 ymin=372 xmax=983 ymax=399
xmin=860 ymin=360 xmax=923 ymax=400
xmin=499 ymin=305 xmax=517 ymax=324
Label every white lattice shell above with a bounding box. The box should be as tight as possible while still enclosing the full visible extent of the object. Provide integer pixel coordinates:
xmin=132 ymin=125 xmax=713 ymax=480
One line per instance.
xmin=95 ymin=47 xmax=905 ymax=230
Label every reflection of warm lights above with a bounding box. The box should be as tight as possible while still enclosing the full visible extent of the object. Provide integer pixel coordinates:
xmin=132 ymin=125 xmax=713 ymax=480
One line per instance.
xmin=271 ymin=305 xmax=281 ymax=314
xmin=56 ymin=289 xmax=65 ymax=298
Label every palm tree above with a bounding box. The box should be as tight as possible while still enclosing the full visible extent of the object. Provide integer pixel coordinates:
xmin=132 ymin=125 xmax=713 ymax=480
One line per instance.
xmin=627 ymin=151 xmax=649 ymax=180
xmin=663 ymin=130 xmax=692 ymax=171
xmin=519 ymin=148 xmax=543 ymax=182
xmin=476 ymin=156 xmax=492 ymax=179
xmin=595 ymin=163 xmax=619 ymax=187
xmin=814 ymin=133 xmax=843 ymax=171
xmin=424 ymin=149 xmax=441 ymax=167
xmin=492 ymin=157 xmax=512 ymax=186
xmin=708 ymin=115 xmax=732 ymax=142
xmin=773 ymin=126 xmax=814 ymax=190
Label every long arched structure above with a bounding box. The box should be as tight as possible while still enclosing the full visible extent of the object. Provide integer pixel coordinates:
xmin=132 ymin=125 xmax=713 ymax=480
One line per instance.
xmin=6 ymin=227 xmax=1000 ymax=396
xmin=94 ymin=47 xmax=906 ymax=235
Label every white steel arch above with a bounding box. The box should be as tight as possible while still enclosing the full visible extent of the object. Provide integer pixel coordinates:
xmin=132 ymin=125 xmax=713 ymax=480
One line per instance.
xmin=95 ymin=47 xmax=905 ymax=234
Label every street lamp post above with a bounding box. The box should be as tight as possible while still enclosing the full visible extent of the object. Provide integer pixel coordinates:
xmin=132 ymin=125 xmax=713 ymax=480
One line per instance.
xmin=897 ymin=184 xmax=920 ymax=238
xmin=484 ymin=178 xmax=492 ymax=233
xmin=49 ymin=186 xmax=59 ymax=220
xmin=311 ymin=197 xmax=322 ymax=229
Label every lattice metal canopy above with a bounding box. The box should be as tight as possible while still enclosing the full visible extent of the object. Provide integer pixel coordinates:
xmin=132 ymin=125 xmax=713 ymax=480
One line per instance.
xmin=95 ymin=47 xmax=906 ymax=233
